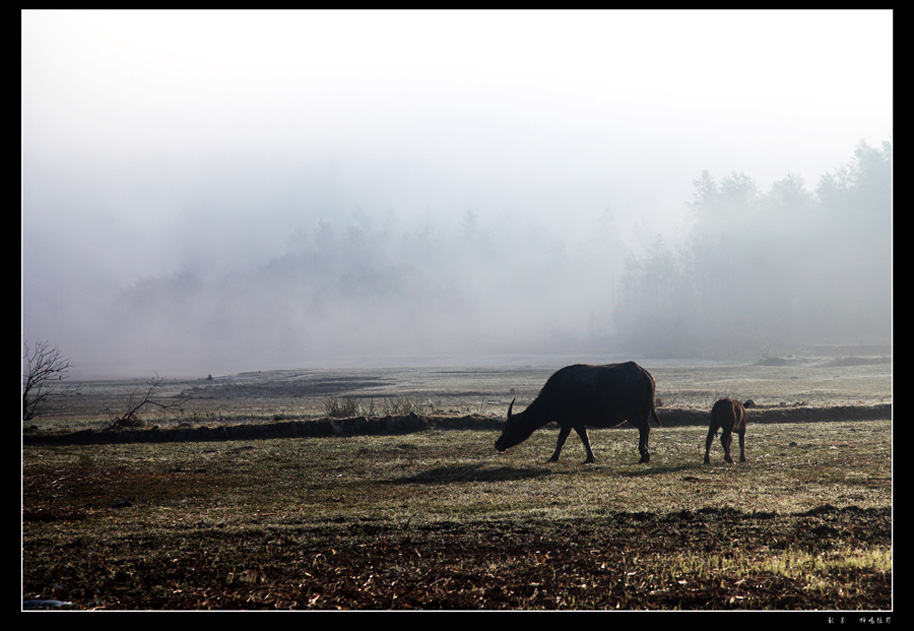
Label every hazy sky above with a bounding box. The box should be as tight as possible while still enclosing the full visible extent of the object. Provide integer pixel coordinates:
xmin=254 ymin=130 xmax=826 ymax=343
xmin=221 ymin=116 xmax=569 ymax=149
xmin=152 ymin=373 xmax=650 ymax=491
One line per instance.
xmin=21 ymin=10 xmax=892 ymax=376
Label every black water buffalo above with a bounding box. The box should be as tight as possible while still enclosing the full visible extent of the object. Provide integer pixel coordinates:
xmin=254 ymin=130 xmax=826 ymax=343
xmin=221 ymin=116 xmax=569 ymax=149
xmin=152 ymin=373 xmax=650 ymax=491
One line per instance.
xmin=704 ymin=398 xmax=749 ymax=464
xmin=494 ymin=362 xmax=661 ymax=464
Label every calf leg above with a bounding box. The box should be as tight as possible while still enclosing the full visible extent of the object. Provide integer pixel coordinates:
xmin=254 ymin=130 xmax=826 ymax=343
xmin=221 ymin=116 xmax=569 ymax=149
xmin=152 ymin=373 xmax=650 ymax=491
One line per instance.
xmin=704 ymin=426 xmax=717 ymax=464
xmin=549 ymin=426 xmax=572 ymax=462
xmin=721 ymin=430 xmax=734 ymax=464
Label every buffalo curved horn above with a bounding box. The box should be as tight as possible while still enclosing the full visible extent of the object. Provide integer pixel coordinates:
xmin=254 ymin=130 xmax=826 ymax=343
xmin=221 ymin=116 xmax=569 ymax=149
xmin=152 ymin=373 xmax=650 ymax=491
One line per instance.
xmin=507 ymin=398 xmax=516 ymax=421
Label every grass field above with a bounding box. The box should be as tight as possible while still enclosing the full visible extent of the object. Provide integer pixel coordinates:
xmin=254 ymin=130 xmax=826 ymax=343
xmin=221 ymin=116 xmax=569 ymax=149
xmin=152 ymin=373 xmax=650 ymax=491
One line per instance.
xmin=22 ymin=356 xmax=893 ymax=611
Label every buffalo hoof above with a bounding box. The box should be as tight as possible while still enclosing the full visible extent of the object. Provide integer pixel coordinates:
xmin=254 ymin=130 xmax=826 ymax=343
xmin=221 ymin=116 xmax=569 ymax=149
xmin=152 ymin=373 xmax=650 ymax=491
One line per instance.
xmin=639 ymin=453 xmax=650 ymax=464
xmin=583 ymin=457 xmax=595 ymax=464
xmin=725 ymin=456 xmax=734 ymax=464
xmin=703 ymin=457 xmax=711 ymax=464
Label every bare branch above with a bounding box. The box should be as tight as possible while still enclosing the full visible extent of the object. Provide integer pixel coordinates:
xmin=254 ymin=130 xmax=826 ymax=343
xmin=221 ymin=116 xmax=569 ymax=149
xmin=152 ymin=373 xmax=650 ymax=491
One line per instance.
xmin=110 ymin=375 xmax=187 ymax=428
xmin=22 ymin=340 xmax=78 ymax=421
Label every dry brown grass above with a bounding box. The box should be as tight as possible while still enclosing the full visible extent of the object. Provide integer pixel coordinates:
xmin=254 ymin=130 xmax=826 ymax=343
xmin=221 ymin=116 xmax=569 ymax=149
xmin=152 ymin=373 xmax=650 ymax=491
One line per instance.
xmin=23 ymin=417 xmax=891 ymax=610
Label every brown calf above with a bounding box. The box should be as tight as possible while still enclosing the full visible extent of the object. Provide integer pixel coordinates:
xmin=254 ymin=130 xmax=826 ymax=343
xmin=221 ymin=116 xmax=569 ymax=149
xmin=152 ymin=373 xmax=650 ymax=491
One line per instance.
xmin=704 ymin=398 xmax=748 ymax=464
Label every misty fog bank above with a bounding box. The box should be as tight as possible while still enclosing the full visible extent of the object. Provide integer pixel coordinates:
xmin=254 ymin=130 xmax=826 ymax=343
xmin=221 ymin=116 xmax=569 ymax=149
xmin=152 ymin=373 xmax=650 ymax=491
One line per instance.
xmin=21 ymin=11 xmax=892 ymax=379
xmin=23 ymin=141 xmax=891 ymax=379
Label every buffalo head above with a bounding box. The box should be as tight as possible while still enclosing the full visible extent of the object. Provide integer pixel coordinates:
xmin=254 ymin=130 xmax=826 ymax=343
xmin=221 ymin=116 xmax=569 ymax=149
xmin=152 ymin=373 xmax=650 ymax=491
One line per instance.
xmin=495 ymin=398 xmax=531 ymax=453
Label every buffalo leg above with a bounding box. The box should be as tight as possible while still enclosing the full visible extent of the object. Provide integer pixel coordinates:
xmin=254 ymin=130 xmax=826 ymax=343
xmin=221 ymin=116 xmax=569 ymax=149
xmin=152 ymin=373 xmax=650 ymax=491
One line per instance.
xmin=575 ymin=426 xmax=596 ymax=464
xmin=638 ymin=423 xmax=651 ymax=463
xmin=549 ymin=426 xmax=572 ymax=462
xmin=738 ymin=429 xmax=746 ymax=462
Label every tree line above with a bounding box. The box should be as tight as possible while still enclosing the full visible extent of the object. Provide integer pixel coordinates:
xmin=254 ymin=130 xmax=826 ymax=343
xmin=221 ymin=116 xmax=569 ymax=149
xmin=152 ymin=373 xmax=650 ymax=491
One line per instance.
xmin=612 ymin=140 xmax=892 ymax=358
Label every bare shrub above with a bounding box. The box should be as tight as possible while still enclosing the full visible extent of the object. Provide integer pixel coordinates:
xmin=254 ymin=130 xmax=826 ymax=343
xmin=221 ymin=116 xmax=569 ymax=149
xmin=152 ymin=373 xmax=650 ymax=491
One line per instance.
xmin=108 ymin=376 xmax=186 ymax=429
xmin=22 ymin=340 xmax=78 ymax=421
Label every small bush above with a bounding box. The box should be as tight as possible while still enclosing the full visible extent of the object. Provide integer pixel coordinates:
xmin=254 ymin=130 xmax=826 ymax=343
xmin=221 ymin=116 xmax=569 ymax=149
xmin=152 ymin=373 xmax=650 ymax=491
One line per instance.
xmin=322 ymin=396 xmax=361 ymax=418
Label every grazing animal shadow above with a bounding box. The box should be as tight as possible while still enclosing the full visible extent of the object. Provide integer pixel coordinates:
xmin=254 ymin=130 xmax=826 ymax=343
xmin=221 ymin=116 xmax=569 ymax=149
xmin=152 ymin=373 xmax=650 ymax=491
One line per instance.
xmin=389 ymin=465 xmax=552 ymax=485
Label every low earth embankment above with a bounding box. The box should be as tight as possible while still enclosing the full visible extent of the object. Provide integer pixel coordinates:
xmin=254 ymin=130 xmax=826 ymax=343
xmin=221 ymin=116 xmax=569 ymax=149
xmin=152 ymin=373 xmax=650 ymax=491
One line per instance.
xmin=22 ymin=403 xmax=892 ymax=447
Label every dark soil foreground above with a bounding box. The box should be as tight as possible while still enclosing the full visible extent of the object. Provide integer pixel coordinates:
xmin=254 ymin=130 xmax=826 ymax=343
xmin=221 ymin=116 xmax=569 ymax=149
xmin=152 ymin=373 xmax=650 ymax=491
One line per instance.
xmin=22 ymin=502 xmax=890 ymax=611
xmin=149 ymin=506 xmax=889 ymax=611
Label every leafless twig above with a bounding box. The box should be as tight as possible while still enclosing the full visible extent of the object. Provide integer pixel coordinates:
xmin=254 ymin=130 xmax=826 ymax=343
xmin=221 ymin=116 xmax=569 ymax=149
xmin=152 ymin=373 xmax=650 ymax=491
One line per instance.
xmin=110 ymin=375 xmax=187 ymax=428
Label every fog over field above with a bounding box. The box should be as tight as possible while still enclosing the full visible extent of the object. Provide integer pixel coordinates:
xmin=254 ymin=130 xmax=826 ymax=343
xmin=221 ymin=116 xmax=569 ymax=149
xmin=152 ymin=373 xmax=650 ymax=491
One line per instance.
xmin=21 ymin=10 xmax=892 ymax=378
